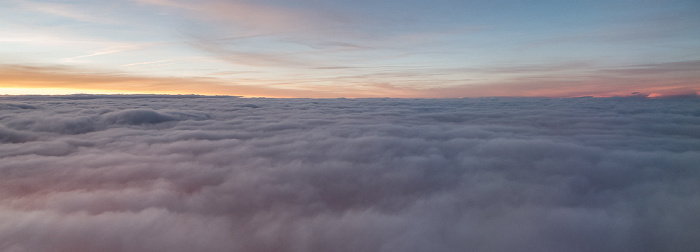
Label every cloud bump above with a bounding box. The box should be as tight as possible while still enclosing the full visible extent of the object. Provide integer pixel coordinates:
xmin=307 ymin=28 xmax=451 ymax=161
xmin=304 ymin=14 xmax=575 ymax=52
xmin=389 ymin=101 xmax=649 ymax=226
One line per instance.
xmin=1 ymin=95 xmax=699 ymax=252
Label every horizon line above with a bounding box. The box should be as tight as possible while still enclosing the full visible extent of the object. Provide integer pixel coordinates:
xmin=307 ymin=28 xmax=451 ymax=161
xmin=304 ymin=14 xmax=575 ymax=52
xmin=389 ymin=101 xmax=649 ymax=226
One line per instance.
xmin=2 ymin=93 xmax=698 ymax=100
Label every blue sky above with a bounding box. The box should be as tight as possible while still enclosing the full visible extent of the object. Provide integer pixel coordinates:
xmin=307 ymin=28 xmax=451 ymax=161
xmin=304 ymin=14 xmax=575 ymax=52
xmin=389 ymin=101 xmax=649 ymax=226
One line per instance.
xmin=1 ymin=0 xmax=699 ymax=97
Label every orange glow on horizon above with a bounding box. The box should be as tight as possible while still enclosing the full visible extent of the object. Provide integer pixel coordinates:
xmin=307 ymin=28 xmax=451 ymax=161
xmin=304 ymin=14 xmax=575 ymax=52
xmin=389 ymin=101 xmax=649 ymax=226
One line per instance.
xmin=0 ymin=87 xmax=163 ymax=96
xmin=3 ymin=86 xmax=697 ymax=99
xmin=1 ymin=64 xmax=698 ymax=98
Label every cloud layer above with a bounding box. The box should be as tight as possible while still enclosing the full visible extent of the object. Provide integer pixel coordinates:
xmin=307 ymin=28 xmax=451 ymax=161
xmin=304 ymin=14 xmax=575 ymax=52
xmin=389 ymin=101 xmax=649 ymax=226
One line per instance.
xmin=1 ymin=95 xmax=699 ymax=252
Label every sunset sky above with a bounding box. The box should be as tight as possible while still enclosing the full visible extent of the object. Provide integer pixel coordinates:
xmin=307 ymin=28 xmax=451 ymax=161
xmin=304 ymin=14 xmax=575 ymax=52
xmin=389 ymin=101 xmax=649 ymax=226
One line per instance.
xmin=1 ymin=0 xmax=699 ymax=97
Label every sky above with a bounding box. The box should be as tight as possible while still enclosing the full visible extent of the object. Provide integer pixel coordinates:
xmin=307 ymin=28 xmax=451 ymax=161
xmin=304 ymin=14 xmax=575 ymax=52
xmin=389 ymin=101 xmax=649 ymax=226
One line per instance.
xmin=2 ymin=95 xmax=700 ymax=251
xmin=1 ymin=0 xmax=699 ymax=97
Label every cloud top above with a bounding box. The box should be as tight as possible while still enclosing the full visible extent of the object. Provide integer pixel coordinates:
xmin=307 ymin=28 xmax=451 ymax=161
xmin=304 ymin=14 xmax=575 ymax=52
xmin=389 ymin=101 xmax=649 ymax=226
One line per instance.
xmin=1 ymin=96 xmax=699 ymax=252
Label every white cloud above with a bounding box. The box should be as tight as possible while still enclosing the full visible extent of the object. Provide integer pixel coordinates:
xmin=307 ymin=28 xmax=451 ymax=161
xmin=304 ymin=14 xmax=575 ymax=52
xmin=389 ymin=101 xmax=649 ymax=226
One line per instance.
xmin=1 ymin=95 xmax=699 ymax=252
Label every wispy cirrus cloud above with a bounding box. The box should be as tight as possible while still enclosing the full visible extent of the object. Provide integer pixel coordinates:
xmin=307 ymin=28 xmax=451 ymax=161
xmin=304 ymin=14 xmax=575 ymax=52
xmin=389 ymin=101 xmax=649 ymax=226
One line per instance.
xmin=12 ymin=0 xmax=123 ymax=24
xmin=134 ymin=0 xmax=467 ymax=71
xmin=60 ymin=44 xmax=158 ymax=63
xmin=419 ymin=61 xmax=700 ymax=98
xmin=2 ymin=0 xmax=699 ymax=97
xmin=136 ymin=0 xmax=354 ymax=36
xmin=1 ymin=61 xmax=698 ymax=98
